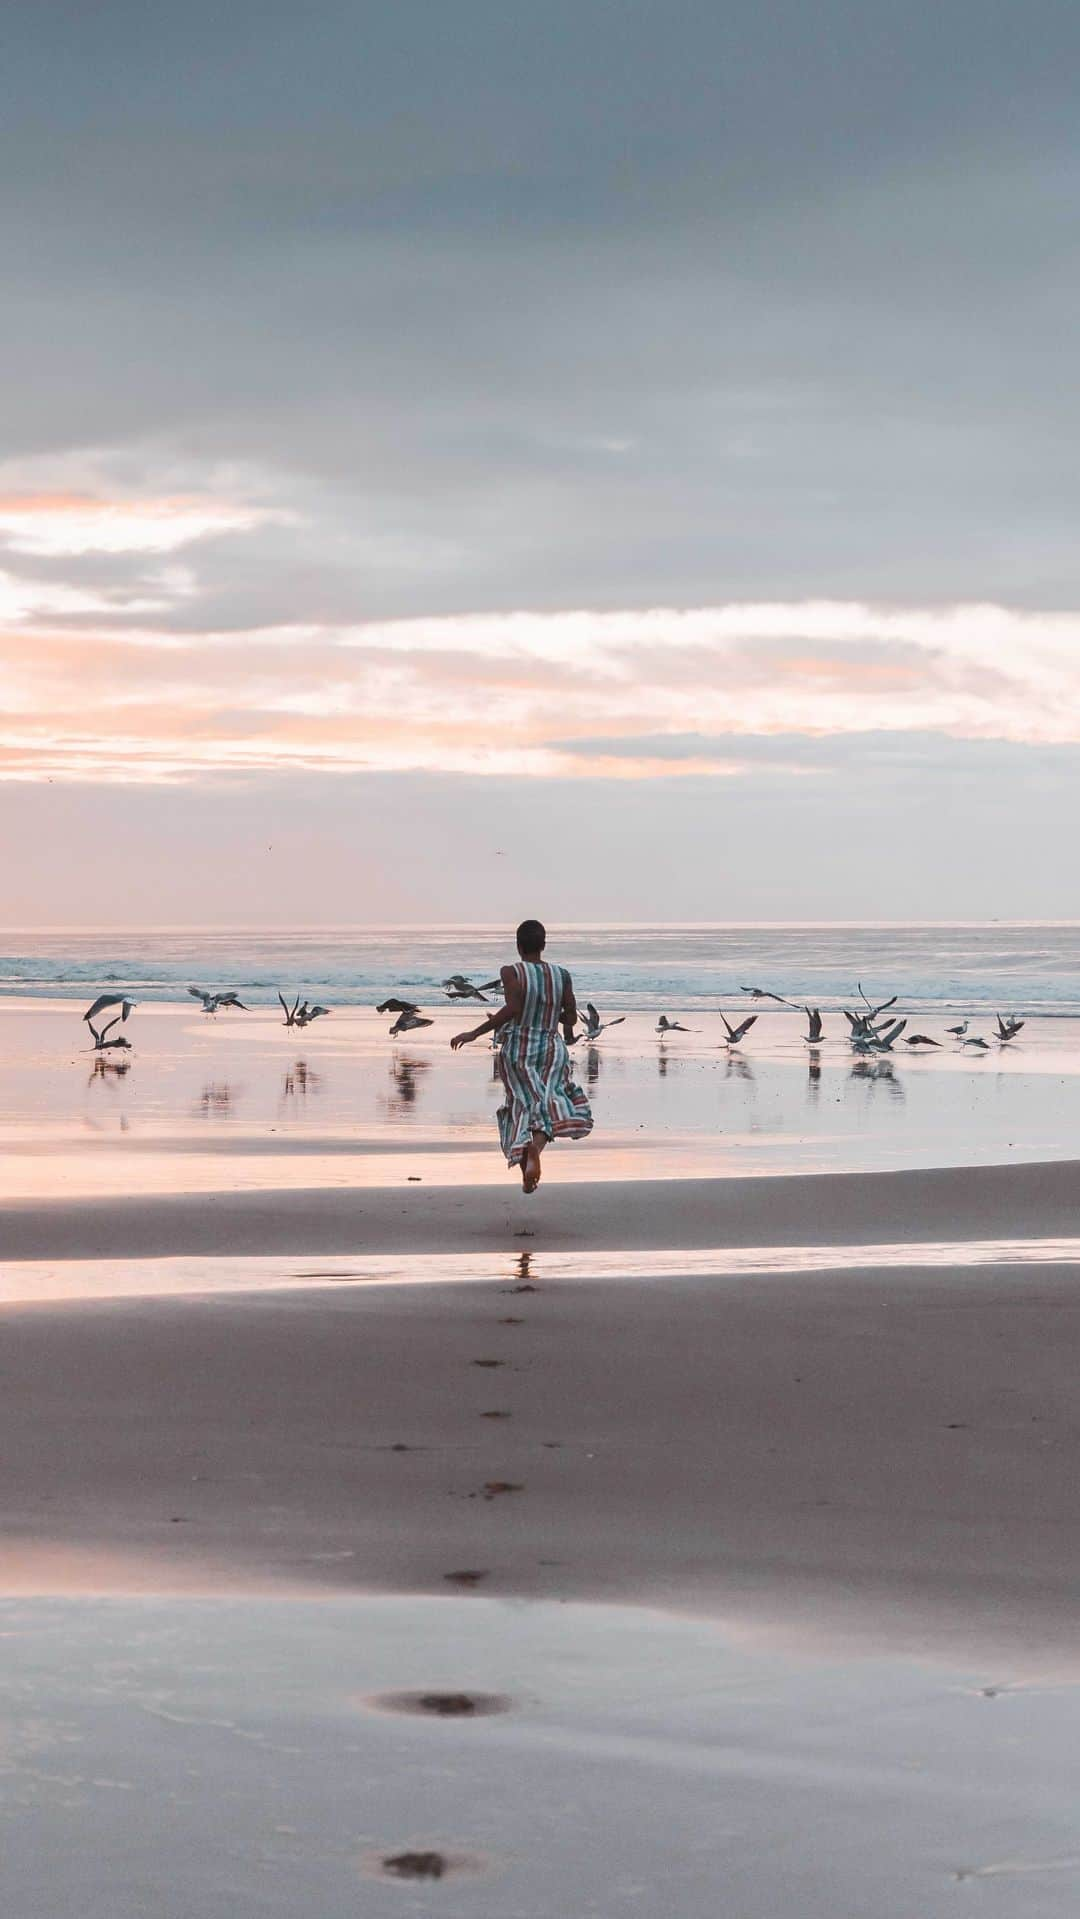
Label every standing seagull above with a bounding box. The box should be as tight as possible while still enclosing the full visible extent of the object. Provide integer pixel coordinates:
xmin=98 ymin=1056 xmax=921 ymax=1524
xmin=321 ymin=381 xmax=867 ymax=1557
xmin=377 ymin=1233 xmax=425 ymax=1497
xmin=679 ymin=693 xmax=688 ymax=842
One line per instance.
xmin=946 ymin=1019 xmax=969 ymax=1040
xmin=719 ymin=1012 xmax=757 ymax=1047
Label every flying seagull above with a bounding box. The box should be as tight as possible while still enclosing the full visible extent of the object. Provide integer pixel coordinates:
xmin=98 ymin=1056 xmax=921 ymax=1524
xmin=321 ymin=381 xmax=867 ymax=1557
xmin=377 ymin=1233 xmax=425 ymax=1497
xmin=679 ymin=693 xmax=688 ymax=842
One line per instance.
xmin=867 ymin=1018 xmax=908 ymax=1052
xmin=719 ymin=1012 xmax=757 ymax=1047
xmin=295 ymin=1003 xmax=330 ymax=1028
xmin=85 ymin=1010 xmax=133 ymax=1053
xmin=740 ymin=986 xmax=800 ymax=1007
xmin=188 ymin=987 xmax=249 ymax=1014
xmin=656 ymin=1016 xmax=692 ymax=1034
xmin=804 ymin=1007 xmax=824 ymax=1045
xmin=996 ymin=1014 xmax=1025 ymax=1042
xmin=962 ymin=1033 xmax=991 ymax=1050
xmin=579 ymin=1002 xmax=626 ymax=1041
xmin=83 ymin=993 xmax=136 ymax=1027
xmin=903 ymin=1033 xmax=942 ymax=1048
xmin=391 ymin=1009 xmax=434 ymax=1036
xmin=444 ymin=983 xmax=489 ymax=1002
xmin=377 ymin=997 xmax=419 ymax=1015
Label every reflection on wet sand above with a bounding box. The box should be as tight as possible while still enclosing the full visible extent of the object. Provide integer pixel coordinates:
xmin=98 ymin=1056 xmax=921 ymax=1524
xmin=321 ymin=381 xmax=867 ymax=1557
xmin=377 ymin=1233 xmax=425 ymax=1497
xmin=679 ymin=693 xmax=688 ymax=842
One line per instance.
xmin=280 ymin=1060 xmax=323 ymax=1113
xmin=380 ymin=1052 xmax=431 ymax=1119
xmin=806 ymin=1052 xmax=822 ymax=1100
xmin=850 ymin=1057 xmax=905 ymax=1100
xmin=723 ymin=1051 xmax=755 ymax=1083
xmin=195 ymin=1080 xmax=235 ymax=1118
xmin=88 ymin=1056 xmax=131 ymax=1086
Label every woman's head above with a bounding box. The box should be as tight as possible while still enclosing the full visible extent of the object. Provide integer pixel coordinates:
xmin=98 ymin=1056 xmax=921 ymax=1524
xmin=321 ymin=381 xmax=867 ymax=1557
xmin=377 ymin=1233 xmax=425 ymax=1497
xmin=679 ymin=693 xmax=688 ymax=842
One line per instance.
xmin=516 ymin=918 xmax=546 ymax=956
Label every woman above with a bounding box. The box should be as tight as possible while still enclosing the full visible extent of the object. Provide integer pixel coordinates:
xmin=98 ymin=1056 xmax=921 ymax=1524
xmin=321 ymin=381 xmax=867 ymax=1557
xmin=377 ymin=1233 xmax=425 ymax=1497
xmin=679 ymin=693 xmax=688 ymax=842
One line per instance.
xmin=450 ymin=919 xmax=593 ymax=1192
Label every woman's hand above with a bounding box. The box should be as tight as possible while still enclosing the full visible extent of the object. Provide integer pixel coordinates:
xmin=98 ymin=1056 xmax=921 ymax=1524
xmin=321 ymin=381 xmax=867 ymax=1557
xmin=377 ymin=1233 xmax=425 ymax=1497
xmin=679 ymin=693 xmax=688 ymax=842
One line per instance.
xmin=450 ymin=1028 xmax=480 ymax=1051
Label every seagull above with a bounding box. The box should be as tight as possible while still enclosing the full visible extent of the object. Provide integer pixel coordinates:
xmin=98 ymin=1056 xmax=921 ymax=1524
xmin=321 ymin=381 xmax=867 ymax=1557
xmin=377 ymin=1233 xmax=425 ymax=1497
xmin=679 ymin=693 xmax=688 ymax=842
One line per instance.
xmin=86 ymin=1010 xmax=133 ymax=1053
xmin=83 ymin=993 xmax=137 ymax=1027
xmin=996 ymin=1014 xmax=1025 ymax=1042
xmin=804 ymin=1007 xmax=824 ymax=1045
xmin=377 ymin=997 xmax=419 ymax=1015
xmin=656 ymin=1016 xmax=691 ymax=1035
xmin=719 ymin=1012 xmax=757 ymax=1047
xmin=962 ymin=1034 xmax=990 ymax=1051
xmin=867 ymin=1018 xmax=907 ymax=1052
xmin=444 ymin=983 xmax=489 ymax=1002
xmin=295 ymin=1003 xmax=330 ymax=1028
xmin=579 ymin=1002 xmax=626 ymax=1042
xmin=945 ymin=1019 xmax=969 ymax=1040
xmin=903 ymin=1033 xmax=942 ymax=1048
xmin=740 ymin=986 xmax=800 ymax=1007
xmin=390 ymin=1009 xmax=434 ymax=1036
xmin=188 ymin=987 xmax=249 ymax=1014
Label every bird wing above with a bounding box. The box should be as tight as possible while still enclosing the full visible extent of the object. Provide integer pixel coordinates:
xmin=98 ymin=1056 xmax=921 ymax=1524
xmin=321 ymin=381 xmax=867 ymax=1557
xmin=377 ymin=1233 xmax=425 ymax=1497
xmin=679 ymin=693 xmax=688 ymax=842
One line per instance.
xmin=807 ymin=1009 xmax=822 ymax=1040
xmin=741 ymin=987 xmax=798 ymax=1007
xmin=732 ymin=1015 xmax=757 ymax=1042
xmin=83 ymin=993 xmax=126 ymax=1023
xmin=719 ymin=1014 xmax=734 ymax=1039
xmin=188 ymin=986 xmax=209 ymax=1003
xmin=608 ymin=1016 xmax=626 ymax=1027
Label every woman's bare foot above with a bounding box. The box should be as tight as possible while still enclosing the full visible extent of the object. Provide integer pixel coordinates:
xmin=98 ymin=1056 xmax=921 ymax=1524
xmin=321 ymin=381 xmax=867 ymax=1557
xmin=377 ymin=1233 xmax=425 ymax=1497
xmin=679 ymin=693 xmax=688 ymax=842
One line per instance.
xmin=522 ymin=1138 xmax=543 ymax=1193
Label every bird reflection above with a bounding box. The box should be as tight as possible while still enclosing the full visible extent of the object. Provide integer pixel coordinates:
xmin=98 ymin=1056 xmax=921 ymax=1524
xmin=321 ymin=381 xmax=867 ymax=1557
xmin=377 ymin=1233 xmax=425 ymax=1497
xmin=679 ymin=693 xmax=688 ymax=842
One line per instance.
xmin=723 ymin=1051 xmax=755 ymax=1083
xmin=584 ymin=1044 xmax=602 ymax=1089
xmin=806 ymin=1052 xmax=822 ymax=1101
xmin=380 ymin=1052 xmax=431 ymax=1120
xmin=849 ymin=1058 xmax=905 ymax=1101
xmin=88 ymin=1056 xmax=131 ymax=1086
xmin=280 ymin=1060 xmax=322 ymax=1112
xmin=196 ymin=1081 xmax=234 ymax=1118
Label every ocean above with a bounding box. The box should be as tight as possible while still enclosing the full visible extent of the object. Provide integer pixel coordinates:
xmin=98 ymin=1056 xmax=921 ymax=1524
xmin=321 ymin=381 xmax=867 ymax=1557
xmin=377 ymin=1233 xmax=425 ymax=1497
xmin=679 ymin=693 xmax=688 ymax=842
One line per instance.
xmin=1 ymin=923 xmax=1078 ymax=1015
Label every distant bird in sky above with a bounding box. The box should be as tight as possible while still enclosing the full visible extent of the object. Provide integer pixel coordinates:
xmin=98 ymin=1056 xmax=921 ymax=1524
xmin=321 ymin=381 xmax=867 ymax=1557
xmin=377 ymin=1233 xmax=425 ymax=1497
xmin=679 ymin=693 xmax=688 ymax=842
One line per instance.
xmin=719 ymin=1012 xmax=757 ymax=1047
xmin=188 ymin=987 xmax=248 ymax=1014
xmin=579 ymin=1002 xmax=625 ymax=1042
xmin=946 ymin=1019 xmax=970 ymax=1039
xmin=656 ymin=1016 xmax=691 ymax=1035
xmin=903 ymin=1033 xmax=942 ymax=1048
xmin=996 ymin=1014 xmax=1025 ymax=1042
xmin=83 ymin=993 xmax=136 ymax=1027
xmin=804 ymin=1008 xmax=824 ymax=1045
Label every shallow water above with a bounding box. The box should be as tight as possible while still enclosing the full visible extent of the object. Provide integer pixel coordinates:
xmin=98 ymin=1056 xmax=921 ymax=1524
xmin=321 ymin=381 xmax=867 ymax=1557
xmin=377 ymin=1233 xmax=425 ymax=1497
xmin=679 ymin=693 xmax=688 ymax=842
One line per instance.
xmin=3 ymin=1592 xmax=1079 ymax=1917
xmin=4 ymin=999 xmax=1080 ymax=1202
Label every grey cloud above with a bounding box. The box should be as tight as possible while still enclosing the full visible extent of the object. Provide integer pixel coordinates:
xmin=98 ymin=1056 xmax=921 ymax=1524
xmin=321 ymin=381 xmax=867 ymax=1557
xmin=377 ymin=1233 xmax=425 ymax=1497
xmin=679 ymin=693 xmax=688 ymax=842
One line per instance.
xmin=1 ymin=3 xmax=1079 ymax=617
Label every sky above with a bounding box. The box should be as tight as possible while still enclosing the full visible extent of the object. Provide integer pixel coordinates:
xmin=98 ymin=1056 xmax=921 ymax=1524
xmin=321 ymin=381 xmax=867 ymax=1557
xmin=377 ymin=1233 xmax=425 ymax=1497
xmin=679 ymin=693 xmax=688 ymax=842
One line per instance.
xmin=3 ymin=0 xmax=1079 ymax=925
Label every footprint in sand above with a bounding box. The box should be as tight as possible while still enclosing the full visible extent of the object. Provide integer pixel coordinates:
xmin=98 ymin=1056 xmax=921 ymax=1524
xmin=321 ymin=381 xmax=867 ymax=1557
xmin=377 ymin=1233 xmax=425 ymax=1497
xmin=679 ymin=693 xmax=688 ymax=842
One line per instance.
xmin=482 ymin=1481 xmax=524 ymax=1500
xmin=480 ymin=1410 xmax=511 ymax=1419
xmin=369 ymin=1691 xmax=511 ymax=1719
xmin=443 ymin=1569 xmax=488 ymax=1587
xmin=498 ymin=1316 xmax=524 ymax=1326
xmin=472 ymin=1358 xmax=506 ymax=1368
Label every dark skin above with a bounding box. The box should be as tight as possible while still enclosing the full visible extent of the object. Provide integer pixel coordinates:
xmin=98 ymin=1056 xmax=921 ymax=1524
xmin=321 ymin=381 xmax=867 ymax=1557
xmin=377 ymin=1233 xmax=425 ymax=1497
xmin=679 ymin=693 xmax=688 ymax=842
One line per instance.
xmin=450 ymin=943 xmax=577 ymax=1192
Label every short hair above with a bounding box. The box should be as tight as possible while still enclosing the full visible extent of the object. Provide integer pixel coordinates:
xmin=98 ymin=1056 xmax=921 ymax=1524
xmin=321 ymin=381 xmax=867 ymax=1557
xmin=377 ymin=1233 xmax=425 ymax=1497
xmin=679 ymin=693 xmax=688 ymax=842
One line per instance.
xmin=516 ymin=918 xmax=546 ymax=952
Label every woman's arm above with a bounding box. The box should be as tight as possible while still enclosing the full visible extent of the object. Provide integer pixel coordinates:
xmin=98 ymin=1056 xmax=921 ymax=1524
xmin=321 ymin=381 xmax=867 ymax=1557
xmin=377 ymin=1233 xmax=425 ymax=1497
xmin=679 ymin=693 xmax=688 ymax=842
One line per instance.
xmin=450 ymin=964 xmax=522 ymax=1050
xmin=560 ymin=969 xmax=578 ymax=1043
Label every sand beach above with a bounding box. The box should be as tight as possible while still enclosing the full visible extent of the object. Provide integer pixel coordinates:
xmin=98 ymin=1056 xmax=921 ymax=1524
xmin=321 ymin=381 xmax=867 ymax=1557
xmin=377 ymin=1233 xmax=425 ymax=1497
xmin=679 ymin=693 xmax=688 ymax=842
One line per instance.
xmin=3 ymin=985 xmax=1080 ymax=1913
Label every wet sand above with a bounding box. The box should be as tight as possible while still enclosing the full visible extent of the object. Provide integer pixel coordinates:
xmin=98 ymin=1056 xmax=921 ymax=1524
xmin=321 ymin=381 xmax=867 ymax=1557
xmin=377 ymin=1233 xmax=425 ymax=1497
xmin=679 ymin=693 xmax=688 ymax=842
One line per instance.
xmin=3 ymin=1246 xmax=1080 ymax=1670
xmin=6 ymin=999 xmax=1080 ymax=1912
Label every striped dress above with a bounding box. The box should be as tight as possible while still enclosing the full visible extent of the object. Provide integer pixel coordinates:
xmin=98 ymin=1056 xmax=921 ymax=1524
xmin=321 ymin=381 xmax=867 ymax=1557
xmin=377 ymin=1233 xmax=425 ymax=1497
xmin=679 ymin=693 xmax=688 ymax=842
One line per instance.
xmin=496 ymin=959 xmax=593 ymax=1167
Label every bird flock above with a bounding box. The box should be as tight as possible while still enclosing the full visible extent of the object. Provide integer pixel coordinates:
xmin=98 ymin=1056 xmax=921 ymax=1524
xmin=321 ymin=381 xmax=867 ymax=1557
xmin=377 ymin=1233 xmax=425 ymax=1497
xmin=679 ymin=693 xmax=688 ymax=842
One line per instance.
xmin=79 ymin=971 xmax=1027 ymax=1061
